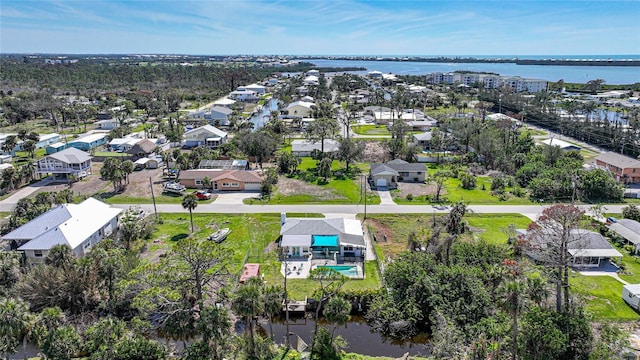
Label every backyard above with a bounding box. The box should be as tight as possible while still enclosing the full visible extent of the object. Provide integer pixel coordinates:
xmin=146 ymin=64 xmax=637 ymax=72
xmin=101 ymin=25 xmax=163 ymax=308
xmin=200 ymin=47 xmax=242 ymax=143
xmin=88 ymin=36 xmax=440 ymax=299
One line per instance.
xmin=145 ymin=212 xmax=382 ymax=300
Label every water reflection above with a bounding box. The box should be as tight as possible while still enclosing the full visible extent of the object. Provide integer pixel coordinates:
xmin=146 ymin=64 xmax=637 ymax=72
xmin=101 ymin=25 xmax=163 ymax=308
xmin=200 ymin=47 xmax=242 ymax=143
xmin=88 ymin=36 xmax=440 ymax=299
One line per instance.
xmin=263 ymin=315 xmax=430 ymax=357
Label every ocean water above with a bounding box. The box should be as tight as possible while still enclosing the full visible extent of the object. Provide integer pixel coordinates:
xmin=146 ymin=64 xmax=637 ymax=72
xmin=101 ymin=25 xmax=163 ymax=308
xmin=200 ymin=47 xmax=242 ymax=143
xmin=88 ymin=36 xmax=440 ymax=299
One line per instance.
xmin=301 ymin=58 xmax=640 ymax=84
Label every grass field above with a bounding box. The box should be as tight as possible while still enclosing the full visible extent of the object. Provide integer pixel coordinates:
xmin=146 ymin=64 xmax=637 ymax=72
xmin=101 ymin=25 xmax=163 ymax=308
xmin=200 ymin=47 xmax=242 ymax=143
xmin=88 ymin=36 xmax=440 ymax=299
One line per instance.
xmin=151 ymin=213 xmax=281 ymax=274
xmin=352 ymin=124 xmax=391 ymax=136
xmin=571 ymin=274 xmax=640 ymax=321
xmin=465 ymin=213 xmax=533 ymax=244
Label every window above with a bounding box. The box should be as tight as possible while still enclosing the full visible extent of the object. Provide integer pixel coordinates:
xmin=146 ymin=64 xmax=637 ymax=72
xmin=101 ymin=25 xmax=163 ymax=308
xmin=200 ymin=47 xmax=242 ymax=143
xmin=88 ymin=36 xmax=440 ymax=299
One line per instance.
xmin=416 ymin=172 xmax=422 ymax=175
xmin=231 ymin=182 xmax=239 ymax=187
xmin=84 ymin=241 xmax=91 ymax=249
xmin=344 ymin=246 xmax=353 ymax=251
xmin=34 ymin=250 xmax=43 ymax=257
xmin=195 ymin=180 xmax=203 ymax=185
xmin=222 ymin=182 xmax=230 ymax=187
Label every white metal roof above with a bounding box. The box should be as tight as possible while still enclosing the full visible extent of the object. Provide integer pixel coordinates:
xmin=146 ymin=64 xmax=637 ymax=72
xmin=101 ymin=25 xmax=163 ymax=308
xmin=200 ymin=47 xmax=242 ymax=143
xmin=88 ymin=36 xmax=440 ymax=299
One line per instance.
xmin=624 ymin=284 xmax=640 ymax=295
xmin=17 ymin=198 xmax=122 ymax=251
xmin=568 ymin=248 xmax=623 ymax=258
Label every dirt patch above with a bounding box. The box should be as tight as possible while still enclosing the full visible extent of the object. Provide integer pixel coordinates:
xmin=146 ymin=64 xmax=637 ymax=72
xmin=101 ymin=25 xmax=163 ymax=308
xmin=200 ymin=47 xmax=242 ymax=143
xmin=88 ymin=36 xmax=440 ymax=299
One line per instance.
xmin=365 ymin=219 xmax=394 ymax=243
xmin=363 ymin=142 xmax=387 ymax=162
xmin=394 ymin=182 xmax=439 ymax=198
xmin=276 ymin=176 xmax=344 ymax=200
xmin=32 ymin=163 xmax=168 ymax=200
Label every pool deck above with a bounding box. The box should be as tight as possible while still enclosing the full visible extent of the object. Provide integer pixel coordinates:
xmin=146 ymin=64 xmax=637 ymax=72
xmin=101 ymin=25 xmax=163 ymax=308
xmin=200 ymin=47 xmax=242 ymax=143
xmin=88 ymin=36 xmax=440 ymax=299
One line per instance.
xmin=281 ymin=259 xmax=364 ymax=279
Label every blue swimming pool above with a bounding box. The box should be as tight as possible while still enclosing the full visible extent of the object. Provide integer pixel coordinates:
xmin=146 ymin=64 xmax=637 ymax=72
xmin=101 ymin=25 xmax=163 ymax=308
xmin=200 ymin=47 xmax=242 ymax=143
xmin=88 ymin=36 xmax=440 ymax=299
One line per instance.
xmin=319 ymin=265 xmax=359 ymax=277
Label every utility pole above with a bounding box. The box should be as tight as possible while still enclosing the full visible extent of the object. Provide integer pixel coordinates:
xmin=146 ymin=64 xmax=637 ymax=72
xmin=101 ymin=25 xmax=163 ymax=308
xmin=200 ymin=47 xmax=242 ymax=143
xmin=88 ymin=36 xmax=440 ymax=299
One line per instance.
xmin=149 ymin=177 xmax=158 ymax=220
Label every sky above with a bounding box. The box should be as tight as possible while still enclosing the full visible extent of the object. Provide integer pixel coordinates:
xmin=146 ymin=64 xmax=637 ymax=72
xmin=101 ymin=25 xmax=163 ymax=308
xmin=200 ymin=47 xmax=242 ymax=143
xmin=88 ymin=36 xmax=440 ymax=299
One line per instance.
xmin=1 ymin=0 xmax=639 ymax=56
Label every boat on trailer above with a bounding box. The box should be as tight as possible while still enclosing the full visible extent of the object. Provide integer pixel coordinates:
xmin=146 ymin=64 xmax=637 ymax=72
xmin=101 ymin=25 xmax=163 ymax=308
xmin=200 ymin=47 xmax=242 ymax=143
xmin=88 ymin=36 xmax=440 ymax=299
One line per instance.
xmin=207 ymin=228 xmax=231 ymax=243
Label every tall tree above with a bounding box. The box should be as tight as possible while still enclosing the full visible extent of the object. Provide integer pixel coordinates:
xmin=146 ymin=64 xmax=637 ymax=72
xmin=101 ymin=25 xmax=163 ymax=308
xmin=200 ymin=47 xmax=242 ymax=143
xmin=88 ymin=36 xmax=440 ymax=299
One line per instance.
xmin=181 ymin=194 xmax=198 ymax=233
xmin=305 ymin=117 xmax=339 ymax=156
xmin=525 ymin=204 xmax=583 ymax=312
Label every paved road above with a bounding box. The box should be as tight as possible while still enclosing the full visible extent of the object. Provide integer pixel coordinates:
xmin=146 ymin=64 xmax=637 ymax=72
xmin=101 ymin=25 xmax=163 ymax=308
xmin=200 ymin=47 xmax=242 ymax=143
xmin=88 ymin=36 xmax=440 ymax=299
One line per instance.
xmin=113 ymin=202 xmax=629 ymax=216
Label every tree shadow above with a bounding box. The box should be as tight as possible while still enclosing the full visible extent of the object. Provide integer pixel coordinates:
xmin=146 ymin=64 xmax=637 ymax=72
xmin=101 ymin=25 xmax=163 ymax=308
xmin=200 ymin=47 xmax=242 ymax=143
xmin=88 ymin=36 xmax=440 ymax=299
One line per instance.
xmin=170 ymin=233 xmax=189 ymax=242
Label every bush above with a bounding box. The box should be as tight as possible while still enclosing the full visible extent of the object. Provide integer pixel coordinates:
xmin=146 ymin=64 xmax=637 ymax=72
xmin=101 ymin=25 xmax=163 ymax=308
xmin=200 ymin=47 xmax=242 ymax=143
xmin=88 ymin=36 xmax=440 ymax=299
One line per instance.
xmin=624 ymin=244 xmax=636 ymax=255
xmin=406 ymin=193 xmax=413 ymax=201
xmin=459 ymin=173 xmax=477 ymax=190
xmin=491 ymin=177 xmax=506 ymax=192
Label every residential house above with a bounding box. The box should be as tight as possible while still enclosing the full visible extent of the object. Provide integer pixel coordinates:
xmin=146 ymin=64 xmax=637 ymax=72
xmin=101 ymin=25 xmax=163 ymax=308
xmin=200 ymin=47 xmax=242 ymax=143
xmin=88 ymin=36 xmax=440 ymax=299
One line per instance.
xmin=67 ymin=133 xmax=107 ymax=151
xmin=127 ymin=139 xmax=157 ymax=159
xmin=183 ymin=125 xmax=228 ymax=149
xmin=36 ymin=133 xmax=62 ymax=149
xmin=187 ymin=106 xmax=234 ymax=127
xmin=369 ymin=159 xmax=426 ymax=189
xmin=540 ymin=138 xmax=582 ymax=152
xmin=608 ymin=219 xmax=640 ymax=254
xmin=0 ymin=154 xmax=13 ymax=163
xmin=286 ymin=101 xmax=315 ymax=119
xmin=208 ymin=106 xmax=234 ymax=126
xmin=405 ymin=119 xmax=436 ymax=131
xmin=95 ymin=118 xmax=119 ymax=130
xmin=36 ymin=147 xmax=92 ymax=181
xmin=279 ymin=217 xmax=366 ymax=260
xmin=4 ymin=197 xmax=122 ymax=265
xmin=303 ymin=75 xmax=319 ymax=86
xmin=198 ymin=159 xmax=249 ymax=170
xmin=595 ymin=152 xmax=640 ymax=184
xmin=229 ymin=90 xmax=259 ymax=102
xmin=412 ymin=132 xmax=433 ymax=150
xmin=178 ymin=169 xmax=262 ymax=191
xmin=291 ymin=139 xmax=339 ymax=157
xmin=238 ymin=83 xmax=266 ymax=95
xmin=108 ymin=137 xmax=140 ymax=152
xmin=520 ymin=228 xmax=623 ymax=268
xmin=368 ymin=70 xmax=383 ymax=79
xmin=45 ymin=142 xmax=68 ymax=155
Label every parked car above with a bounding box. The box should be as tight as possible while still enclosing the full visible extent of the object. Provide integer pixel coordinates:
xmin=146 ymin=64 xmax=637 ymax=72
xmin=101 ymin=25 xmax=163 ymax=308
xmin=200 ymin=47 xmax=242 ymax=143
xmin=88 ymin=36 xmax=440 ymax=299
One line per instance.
xmin=193 ymin=190 xmax=212 ymax=200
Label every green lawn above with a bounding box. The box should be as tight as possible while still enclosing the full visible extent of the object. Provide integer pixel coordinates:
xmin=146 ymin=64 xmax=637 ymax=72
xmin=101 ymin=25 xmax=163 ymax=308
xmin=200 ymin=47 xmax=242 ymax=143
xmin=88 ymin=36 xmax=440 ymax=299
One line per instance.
xmin=151 ymin=213 xmax=281 ymax=274
xmin=465 ymin=213 xmax=533 ymax=244
xmin=352 ymin=124 xmax=391 ymax=136
xmin=614 ymin=243 xmax=640 ymax=284
xmin=99 ymin=191 xmax=216 ymax=205
xmin=365 ymin=214 xmax=438 ymax=260
xmin=394 ymin=175 xmax=534 ymax=205
xmin=264 ymin=178 xmax=381 ymax=205
xmin=570 ymin=274 xmax=640 ymax=321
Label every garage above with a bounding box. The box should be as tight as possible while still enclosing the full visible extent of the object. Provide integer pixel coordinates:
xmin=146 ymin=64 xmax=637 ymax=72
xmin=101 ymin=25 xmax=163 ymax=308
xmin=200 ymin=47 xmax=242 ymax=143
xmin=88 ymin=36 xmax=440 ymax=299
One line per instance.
xmin=376 ymin=178 xmax=388 ymax=188
xmin=244 ymin=182 xmax=262 ymax=191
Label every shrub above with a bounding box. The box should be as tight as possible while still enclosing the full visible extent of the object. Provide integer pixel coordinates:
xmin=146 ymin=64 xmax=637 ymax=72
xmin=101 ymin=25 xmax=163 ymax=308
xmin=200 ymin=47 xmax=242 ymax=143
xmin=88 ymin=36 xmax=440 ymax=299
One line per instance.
xmin=624 ymin=244 xmax=635 ymax=255
xmin=406 ymin=193 xmax=413 ymax=201
xmin=491 ymin=177 xmax=506 ymax=192
xmin=459 ymin=173 xmax=477 ymax=190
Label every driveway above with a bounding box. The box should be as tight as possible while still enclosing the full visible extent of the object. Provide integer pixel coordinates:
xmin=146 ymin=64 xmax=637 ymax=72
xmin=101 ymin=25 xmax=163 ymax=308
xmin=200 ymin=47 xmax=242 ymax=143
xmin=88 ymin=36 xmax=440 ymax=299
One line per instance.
xmin=0 ymin=178 xmax=53 ymax=211
xmin=377 ymin=190 xmax=396 ymax=206
xmin=212 ymin=191 xmax=260 ymax=205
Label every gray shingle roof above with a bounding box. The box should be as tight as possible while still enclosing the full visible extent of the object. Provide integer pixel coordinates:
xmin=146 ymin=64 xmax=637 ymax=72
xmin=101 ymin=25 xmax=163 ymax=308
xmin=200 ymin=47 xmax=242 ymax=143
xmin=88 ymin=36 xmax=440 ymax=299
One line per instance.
xmin=377 ymin=159 xmax=426 ymax=172
xmin=280 ymin=218 xmax=365 ymax=247
xmin=609 ymin=219 xmax=640 ymax=246
xmin=596 ymin=152 xmax=640 ymax=169
xmin=47 ymin=147 xmax=92 ymax=164
xmin=370 ymin=163 xmax=399 ymax=176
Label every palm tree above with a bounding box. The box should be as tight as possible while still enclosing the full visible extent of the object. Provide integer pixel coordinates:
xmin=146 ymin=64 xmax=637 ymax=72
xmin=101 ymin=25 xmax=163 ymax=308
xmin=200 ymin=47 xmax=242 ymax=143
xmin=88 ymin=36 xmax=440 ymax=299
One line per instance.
xmin=232 ymin=277 xmax=263 ymax=358
xmin=262 ymin=285 xmax=283 ymax=341
xmin=0 ymin=297 xmax=34 ymax=359
xmin=181 ymin=194 xmax=198 ymax=233
xmin=323 ymin=296 xmax=351 ymax=345
xmin=498 ymin=279 xmax=526 ymax=360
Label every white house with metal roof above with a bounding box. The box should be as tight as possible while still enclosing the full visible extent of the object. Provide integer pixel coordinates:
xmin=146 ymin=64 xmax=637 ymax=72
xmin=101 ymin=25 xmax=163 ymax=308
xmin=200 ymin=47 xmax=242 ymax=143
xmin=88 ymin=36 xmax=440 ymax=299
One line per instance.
xmin=4 ymin=197 xmax=122 ymax=265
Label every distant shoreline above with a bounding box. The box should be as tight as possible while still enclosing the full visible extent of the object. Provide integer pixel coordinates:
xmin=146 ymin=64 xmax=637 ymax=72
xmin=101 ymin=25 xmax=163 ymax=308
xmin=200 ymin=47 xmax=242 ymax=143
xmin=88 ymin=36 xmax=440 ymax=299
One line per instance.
xmin=300 ymin=56 xmax=640 ymax=67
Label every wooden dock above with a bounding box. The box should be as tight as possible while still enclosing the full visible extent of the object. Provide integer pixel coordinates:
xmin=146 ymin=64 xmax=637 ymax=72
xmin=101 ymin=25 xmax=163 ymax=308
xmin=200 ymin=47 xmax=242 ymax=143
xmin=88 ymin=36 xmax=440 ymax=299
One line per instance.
xmin=282 ymin=297 xmax=307 ymax=313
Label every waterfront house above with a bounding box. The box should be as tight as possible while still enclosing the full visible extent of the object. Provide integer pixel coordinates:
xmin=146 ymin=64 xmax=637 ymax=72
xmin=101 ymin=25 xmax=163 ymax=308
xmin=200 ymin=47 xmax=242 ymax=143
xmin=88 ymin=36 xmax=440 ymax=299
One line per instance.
xmin=608 ymin=219 xmax=640 ymax=254
xmin=279 ymin=217 xmax=366 ymax=260
xmin=286 ymin=101 xmax=315 ymax=119
xmin=4 ymin=197 xmax=122 ymax=265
